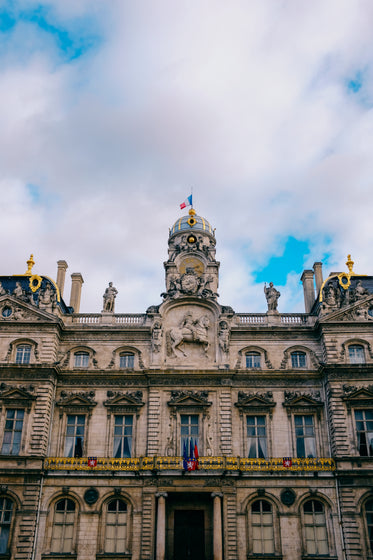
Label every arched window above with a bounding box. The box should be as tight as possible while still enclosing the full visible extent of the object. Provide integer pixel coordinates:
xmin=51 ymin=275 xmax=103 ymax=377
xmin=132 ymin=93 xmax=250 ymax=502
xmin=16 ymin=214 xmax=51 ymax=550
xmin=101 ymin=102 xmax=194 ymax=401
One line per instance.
xmin=349 ymin=344 xmax=365 ymax=364
xmin=74 ymin=351 xmax=89 ymax=368
xmin=246 ymin=352 xmax=261 ymax=369
xmin=15 ymin=344 xmax=31 ymax=364
xmin=119 ymin=352 xmax=134 ymax=368
xmin=0 ymin=497 xmax=13 ymax=554
xmin=365 ymin=499 xmax=373 ymax=553
xmin=51 ymin=498 xmax=76 ymax=553
xmin=291 ymin=351 xmax=306 ymax=368
xmin=251 ymin=500 xmax=274 ymax=555
xmin=105 ymin=499 xmax=128 ymax=553
xmin=303 ymin=500 xmax=328 ymax=555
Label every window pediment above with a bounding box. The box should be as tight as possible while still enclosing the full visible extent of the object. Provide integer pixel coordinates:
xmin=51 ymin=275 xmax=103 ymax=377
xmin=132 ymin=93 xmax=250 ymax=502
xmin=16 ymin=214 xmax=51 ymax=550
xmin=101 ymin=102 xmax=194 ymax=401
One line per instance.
xmin=343 ymin=385 xmax=373 ymax=409
xmin=0 ymin=384 xmax=36 ymax=409
xmin=283 ymin=391 xmax=323 ymax=409
xmin=104 ymin=390 xmax=144 ymax=412
xmin=56 ymin=391 xmax=97 ymax=410
xmin=167 ymin=390 xmax=212 ymax=411
xmin=235 ymin=391 xmax=275 ymax=414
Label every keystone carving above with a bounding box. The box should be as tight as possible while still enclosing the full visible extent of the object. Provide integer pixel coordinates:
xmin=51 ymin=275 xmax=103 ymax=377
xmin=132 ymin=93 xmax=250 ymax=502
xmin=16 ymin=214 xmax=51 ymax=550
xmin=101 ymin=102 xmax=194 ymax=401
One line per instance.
xmin=58 ymin=390 xmax=96 ymax=404
xmin=105 ymin=390 xmax=144 ymax=404
xmin=284 ymin=390 xmax=322 ymax=404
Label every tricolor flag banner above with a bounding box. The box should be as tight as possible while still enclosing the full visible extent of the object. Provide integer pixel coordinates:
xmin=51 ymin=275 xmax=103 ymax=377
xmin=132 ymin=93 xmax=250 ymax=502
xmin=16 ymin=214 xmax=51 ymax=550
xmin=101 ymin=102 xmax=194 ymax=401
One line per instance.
xmin=88 ymin=457 xmax=97 ymax=468
xmin=283 ymin=457 xmax=292 ymax=468
xmin=183 ymin=438 xmax=198 ymax=471
xmin=194 ymin=442 xmax=199 ymax=470
xmin=180 ymin=194 xmax=193 ymax=209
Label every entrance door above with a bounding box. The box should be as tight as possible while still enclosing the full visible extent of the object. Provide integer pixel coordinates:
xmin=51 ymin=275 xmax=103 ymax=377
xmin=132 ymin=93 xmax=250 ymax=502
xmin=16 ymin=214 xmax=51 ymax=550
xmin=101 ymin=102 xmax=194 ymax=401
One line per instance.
xmin=174 ymin=510 xmax=205 ymax=560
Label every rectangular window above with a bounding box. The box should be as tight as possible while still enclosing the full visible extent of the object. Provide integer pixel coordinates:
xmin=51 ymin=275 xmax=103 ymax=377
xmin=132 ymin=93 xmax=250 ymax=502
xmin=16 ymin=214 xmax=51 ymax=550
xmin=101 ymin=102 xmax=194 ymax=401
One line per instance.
xmin=246 ymin=352 xmax=261 ymax=368
xmin=180 ymin=414 xmax=199 ymax=454
xmin=295 ymin=415 xmax=316 ymax=458
xmin=355 ymin=410 xmax=373 ymax=456
xmin=113 ymin=415 xmax=133 ymax=458
xmin=349 ymin=345 xmax=365 ymax=364
xmin=247 ymin=416 xmax=267 ymax=458
xmin=1 ymin=409 xmax=24 ymax=455
xmin=64 ymin=415 xmax=85 ymax=458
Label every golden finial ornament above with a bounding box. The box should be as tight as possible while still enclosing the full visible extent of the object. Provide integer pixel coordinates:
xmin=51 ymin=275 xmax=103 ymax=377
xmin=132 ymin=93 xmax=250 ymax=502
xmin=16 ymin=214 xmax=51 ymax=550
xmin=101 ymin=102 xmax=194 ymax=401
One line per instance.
xmin=25 ymin=254 xmax=35 ymax=276
xmin=346 ymin=254 xmax=354 ymax=274
xmin=187 ymin=207 xmax=197 ymax=227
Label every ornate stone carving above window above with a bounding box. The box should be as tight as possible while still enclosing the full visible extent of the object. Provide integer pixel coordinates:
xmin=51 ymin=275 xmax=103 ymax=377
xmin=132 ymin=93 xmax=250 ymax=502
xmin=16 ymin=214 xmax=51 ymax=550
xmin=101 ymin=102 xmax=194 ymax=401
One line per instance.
xmin=104 ymin=390 xmax=145 ymax=415
xmin=235 ymin=347 xmax=273 ymax=369
xmin=342 ymin=385 xmax=373 ymax=410
xmin=283 ymin=390 xmax=324 ymax=417
xmin=234 ymin=391 xmax=276 ymax=417
xmin=56 ymin=390 xmax=97 ymax=414
xmin=0 ymin=383 xmax=36 ymax=410
xmin=167 ymin=390 xmax=212 ymax=414
xmin=280 ymin=346 xmax=320 ymax=370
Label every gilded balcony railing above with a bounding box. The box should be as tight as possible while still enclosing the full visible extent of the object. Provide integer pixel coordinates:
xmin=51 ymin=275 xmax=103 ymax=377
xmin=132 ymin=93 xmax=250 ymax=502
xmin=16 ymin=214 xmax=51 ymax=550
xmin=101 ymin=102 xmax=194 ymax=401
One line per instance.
xmin=44 ymin=456 xmax=336 ymax=472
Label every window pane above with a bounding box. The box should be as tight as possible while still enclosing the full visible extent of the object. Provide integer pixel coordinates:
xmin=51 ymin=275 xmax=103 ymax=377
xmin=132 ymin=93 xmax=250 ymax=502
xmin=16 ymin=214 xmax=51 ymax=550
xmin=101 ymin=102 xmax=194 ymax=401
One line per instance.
xmin=74 ymin=352 xmax=89 ymax=367
xmin=246 ymin=352 xmax=261 ymax=368
xmin=0 ymin=498 xmax=13 ymax=554
xmin=247 ymin=416 xmax=267 ymax=458
xmin=291 ymin=351 xmax=306 ymax=368
xmin=15 ymin=344 xmax=31 ymax=364
xmin=65 ymin=416 xmax=85 ymax=457
xmin=1 ymin=409 xmax=24 ymax=455
xmin=295 ymin=416 xmax=316 ymax=458
xmin=120 ymin=353 xmax=134 ymax=368
xmin=355 ymin=410 xmax=373 ymax=456
xmin=349 ymin=344 xmax=365 ymax=364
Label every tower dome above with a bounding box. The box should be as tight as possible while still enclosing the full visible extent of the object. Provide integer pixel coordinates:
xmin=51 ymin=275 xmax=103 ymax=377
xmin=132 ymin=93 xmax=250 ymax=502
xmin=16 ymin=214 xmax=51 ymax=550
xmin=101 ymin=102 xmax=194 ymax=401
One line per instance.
xmin=169 ymin=208 xmax=214 ymax=239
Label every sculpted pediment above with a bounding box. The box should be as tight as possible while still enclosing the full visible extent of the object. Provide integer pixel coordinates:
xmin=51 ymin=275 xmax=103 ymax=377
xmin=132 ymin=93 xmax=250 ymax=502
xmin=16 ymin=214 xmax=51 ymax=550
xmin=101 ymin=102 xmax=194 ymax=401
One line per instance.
xmin=235 ymin=391 xmax=276 ymax=415
xmin=104 ymin=391 xmax=144 ymax=410
xmin=0 ymin=384 xmax=36 ymax=406
xmin=319 ymin=294 xmax=373 ymax=323
xmin=0 ymin=296 xmax=57 ymax=323
xmin=167 ymin=390 xmax=212 ymax=409
xmin=283 ymin=391 xmax=323 ymax=409
xmin=56 ymin=391 xmax=97 ymax=409
xmin=343 ymin=385 xmax=373 ymax=408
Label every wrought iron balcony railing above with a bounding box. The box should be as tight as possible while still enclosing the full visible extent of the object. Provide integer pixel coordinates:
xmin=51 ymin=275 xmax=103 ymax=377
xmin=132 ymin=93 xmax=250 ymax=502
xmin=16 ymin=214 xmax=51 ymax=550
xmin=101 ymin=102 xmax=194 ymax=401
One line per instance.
xmin=44 ymin=456 xmax=335 ymax=472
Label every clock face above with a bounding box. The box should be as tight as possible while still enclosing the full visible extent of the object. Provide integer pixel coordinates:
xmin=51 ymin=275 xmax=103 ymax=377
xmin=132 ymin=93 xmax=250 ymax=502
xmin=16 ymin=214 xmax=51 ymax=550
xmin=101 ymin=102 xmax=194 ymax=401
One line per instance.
xmin=179 ymin=257 xmax=204 ymax=275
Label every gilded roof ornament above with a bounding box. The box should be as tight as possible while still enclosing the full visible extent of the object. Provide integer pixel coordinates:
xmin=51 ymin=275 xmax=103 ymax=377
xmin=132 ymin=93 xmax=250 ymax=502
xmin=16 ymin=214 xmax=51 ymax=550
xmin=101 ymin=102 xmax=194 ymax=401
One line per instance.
xmin=25 ymin=254 xmax=35 ymax=276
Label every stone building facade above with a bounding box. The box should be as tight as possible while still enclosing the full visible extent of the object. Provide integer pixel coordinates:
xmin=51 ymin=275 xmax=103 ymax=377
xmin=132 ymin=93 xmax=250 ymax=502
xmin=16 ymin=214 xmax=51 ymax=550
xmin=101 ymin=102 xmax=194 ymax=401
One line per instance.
xmin=0 ymin=209 xmax=373 ymax=560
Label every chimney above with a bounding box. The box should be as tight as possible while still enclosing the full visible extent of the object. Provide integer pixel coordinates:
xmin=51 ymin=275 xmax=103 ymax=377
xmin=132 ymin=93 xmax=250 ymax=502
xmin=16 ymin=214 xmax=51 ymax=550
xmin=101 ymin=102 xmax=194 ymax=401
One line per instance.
xmin=301 ymin=270 xmax=315 ymax=313
xmin=56 ymin=260 xmax=68 ymax=298
xmin=70 ymin=273 xmax=84 ymax=313
xmin=313 ymin=262 xmax=323 ymax=297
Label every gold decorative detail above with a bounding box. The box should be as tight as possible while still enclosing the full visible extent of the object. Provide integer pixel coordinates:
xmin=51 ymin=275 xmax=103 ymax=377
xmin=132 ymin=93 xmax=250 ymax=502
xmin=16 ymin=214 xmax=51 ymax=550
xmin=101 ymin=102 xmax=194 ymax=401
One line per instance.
xmin=25 ymin=254 xmax=35 ymax=276
xmin=187 ymin=208 xmax=197 ymax=227
xmin=44 ymin=456 xmax=336 ymax=472
xmin=29 ymin=275 xmax=42 ymax=293
xmin=319 ymin=254 xmax=365 ymax=301
xmin=179 ymin=257 xmax=205 ymax=275
xmin=346 ymin=254 xmax=354 ymax=274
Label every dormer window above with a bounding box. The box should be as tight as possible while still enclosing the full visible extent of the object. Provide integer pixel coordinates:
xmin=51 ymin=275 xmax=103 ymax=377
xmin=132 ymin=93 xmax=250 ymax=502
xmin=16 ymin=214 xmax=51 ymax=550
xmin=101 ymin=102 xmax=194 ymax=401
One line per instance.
xmin=246 ymin=351 xmax=261 ymax=369
xmin=74 ymin=351 xmax=89 ymax=368
xmin=15 ymin=344 xmax=31 ymax=364
xmin=348 ymin=344 xmax=365 ymax=364
xmin=119 ymin=352 xmax=134 ymax=369
xmin=291 ymin=351 xmax=306 ymax=368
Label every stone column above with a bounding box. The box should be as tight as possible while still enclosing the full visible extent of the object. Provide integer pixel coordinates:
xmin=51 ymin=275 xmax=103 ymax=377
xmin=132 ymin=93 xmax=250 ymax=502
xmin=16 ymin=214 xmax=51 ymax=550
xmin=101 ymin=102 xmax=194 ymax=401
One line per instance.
xmin=155 ymin=492 xmax=168 ymax=560
xmin=313 ymin=261 xmax=323 ymax=297
xmin=300 ymin=270 xmax=315 ymax=313
xmin=56 ymin=260 xmax=68 ymax=298
xmin=211 ymin=492 xmax=223 ymax=560
xmin=70 ymin=273 xmax=84 ymax=313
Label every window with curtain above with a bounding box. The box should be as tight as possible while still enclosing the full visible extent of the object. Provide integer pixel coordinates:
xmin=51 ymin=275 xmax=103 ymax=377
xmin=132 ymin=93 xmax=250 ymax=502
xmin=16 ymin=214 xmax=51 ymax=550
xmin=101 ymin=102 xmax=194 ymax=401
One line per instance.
xmin=74 ymin=351 xmax=89 ymax=368
xmin=246 ymin=351 xmax=261 ymax=368
xmin=180 ymin=414 xmax=199 ymax=455
xmin=303 ymin=500 xmax=329 ymax=555
xmin=119 ymin=352 xmax=134 ymax=368
xmin=64 ymin=415 xmax=85 ymax=457
xmin=355 ymin=410 xmax=373 ymax=456
xmin=251 ymin=500 xmax=275 ymax=555
xmin=0 ymin=497 xmax=13 ymax=554
xmin=291 ymin=351 xmax=306 ymax=368
xmin=365 ymin=499 xmax=373 ymax=554
xmin=50 ymin=498 xmax=76 ymax=554
xmin=15 ymin=344 xmax=31 ymax=364
xmin=104 ymin=499 xmax=128 ymax=553
xmin=113 ymin=415 xmax=133 ymax=458
xmin=295 ymin=415 xmax=316 ymax=458
xmin=247 ymin=416 xmax=267 ymax=458
xmin=1 ymin=409 xmax=24 ymax=455
xmin=348 ymin=344 xmax=365 ymax=364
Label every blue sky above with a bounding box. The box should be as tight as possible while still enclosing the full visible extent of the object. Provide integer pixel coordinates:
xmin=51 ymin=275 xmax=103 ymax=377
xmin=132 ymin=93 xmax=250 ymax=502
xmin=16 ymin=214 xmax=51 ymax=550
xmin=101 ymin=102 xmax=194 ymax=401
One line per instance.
xmin=1 ymin=0 xmax=373 ymax=313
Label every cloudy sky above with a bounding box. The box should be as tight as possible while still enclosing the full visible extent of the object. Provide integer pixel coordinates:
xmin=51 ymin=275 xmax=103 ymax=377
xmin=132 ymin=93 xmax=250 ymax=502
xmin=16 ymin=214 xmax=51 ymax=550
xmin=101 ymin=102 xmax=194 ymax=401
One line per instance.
xmin=1 ymin=0 xmax=373 ymax=314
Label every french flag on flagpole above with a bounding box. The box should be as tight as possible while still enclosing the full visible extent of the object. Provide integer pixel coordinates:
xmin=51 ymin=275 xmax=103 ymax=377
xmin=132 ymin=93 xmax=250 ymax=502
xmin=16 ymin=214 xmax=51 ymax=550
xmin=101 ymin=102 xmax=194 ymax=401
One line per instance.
xmin=180 ymin=194 xmax=193 ymax=209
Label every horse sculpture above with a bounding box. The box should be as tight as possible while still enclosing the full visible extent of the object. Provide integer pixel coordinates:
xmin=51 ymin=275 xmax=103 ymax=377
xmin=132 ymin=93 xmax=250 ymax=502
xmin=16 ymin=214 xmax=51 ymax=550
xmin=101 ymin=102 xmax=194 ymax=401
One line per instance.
xmin=166 ymin=314 xmax=210 ymax=357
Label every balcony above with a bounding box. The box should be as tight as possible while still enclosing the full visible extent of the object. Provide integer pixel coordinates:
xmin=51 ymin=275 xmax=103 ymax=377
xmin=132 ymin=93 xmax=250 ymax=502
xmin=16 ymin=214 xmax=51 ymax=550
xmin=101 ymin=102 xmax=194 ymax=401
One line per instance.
xmin=44 ymin=456 xmax=335 ymax=472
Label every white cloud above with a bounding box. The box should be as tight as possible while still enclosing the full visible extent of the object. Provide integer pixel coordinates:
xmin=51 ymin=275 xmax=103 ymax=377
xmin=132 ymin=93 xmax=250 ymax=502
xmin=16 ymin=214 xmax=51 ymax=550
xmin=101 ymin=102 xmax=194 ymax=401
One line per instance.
xmin=1 ymin=0 xmax=373 ymax=312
